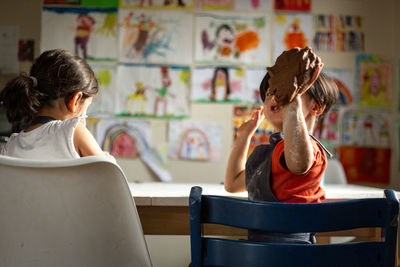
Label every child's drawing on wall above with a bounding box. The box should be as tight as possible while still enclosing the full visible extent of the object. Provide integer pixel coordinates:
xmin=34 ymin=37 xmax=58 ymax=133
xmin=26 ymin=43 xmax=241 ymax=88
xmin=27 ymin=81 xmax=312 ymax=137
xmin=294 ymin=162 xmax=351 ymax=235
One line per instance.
xmin=168 ymin=120 xmax=222 ymax=161
xmin=323 ymin=68 xmax=354 ymax=105
xmin=246 ymin=68 xmax=267 ymax=104
xmin=312 ymin=108 xmax=340 ymax=155
xmin=87 ymin=63 xmax=116 ymax=115
xmin=192 ymin=66 xmax=244 ymax=103
xmin=195 ymin=13 xmax=269 ymax=64
xmin=273 ymin=13 xmax=312 ymax=60
xmin=42 ymin=7 xmax=118 ymax=61
xmin=118 ymin=9 xmax=192 ymax=63
xmin=95 ymin=118 xmax=151 ymax=158
xmin=341 ymin=110 xmax=390 ymax=148
xmin=117 ymin=64 xmax=190 ymax=118
xmin=233 ymin=0 xmax=272 ymax=11
xmin=120 ymin=0 xmax=192 ymax=8
xmin=357 ymin=55 xmax=392 ymax=108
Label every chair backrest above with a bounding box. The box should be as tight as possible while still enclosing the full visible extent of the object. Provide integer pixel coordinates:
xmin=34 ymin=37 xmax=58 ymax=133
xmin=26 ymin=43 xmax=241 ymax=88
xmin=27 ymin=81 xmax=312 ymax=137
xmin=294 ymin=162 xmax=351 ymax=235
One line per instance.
xmin=324 ymin=158 xmax=347 ymax=184
xmin=189 ymin=186 xmax=399 ymax=267
xmin=0 ymin=155 xmax=152 ymax=267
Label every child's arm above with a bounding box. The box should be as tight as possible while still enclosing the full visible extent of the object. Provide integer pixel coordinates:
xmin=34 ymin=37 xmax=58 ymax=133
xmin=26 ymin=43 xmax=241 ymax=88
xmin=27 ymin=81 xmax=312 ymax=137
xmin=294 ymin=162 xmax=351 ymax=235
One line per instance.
xmin=225 ymin=106 xmax=264 ymax=193
xmin=73 ymin=120 xmax=111 ymax=158
xmin=282 ymin=95 xmax=314 ymax=174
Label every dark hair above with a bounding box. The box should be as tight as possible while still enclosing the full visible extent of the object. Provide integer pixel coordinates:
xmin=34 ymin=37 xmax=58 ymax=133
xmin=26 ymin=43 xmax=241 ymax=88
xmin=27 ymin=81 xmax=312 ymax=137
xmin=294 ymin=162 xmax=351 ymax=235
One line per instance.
xmin=216 ymin=24 xmax=234 ymax=38
xmin=259 ymin=72 xmax=338 ymax=119
xmin=0 ymin=49 xmax=98 ymax=126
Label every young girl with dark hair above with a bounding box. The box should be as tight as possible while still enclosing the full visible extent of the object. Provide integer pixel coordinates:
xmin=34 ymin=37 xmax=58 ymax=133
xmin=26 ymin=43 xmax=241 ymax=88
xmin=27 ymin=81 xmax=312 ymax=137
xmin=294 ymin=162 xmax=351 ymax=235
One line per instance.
xmin=0 ymin=49 xmax=109 ymax=160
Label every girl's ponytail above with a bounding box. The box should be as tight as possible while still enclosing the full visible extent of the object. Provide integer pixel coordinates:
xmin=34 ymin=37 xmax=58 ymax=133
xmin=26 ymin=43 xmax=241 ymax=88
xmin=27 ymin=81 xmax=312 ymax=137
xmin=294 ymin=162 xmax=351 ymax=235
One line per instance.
xmin=0 ymin=72 xmax=44 ymax=126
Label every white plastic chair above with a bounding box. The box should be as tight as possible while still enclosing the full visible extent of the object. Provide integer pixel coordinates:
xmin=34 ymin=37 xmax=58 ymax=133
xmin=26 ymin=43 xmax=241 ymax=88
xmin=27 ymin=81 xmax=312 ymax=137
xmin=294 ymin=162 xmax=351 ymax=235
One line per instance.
xmin=324 ymin=158 xmax=347 ymax=184
xmin=0 ymin=155 xmax=152 ymax=267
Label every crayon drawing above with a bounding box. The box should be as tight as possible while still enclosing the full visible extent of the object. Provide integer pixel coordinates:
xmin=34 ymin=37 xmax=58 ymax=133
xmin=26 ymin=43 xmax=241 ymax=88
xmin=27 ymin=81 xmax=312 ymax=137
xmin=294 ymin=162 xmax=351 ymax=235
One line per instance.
xmin=87 ymin=63 xmax=116 ymax=115
xmin=356 ymin=54 xmax=392 ymax=108
xmin=274 ymin=0 xmax=311 ymax=12
xmin=312 ymin=108 xmax=340 ymax=155
xmin=120 ymin=0 xmax=193 ymax=8
xmin=117 ymin=64 xmax=190 ymax=118
xmin=335 ymin=15 xmax=364 ymax=52
xmin=233 ymin=105 xmax=274 ymax=157
xmin=168 ymin=120 xmax=222 ymax=161
xmin=246 ymin=68 xmax=267 ymax=104
xmin=195 ymin=13 xmax=269 ymax=64
xmin=95 ymin=118 xmax=151 ymax=158
xmin=41 ymin=7 xmax=117 ymax=61
xmin=341 ymin=110 xmax=390 ymax=148
xmin=313 ymin=14 xmax=335 ymax=51
xmin=195 ymin=0 xmax=232 ymax=10
xmin=118 ymin=9 xmax=192 ymax=64
xmin=339 ymin=110 xmax=391 ymax=184
xmin=191 ymin=66 xmax=245 ymax=103
xmin=233 ymin=0 xmax=272 ymax=11
xmin=323 ymin=68 xmax=354 ymax=105
xmin=273 ymin=13 xmax=313 ymax=61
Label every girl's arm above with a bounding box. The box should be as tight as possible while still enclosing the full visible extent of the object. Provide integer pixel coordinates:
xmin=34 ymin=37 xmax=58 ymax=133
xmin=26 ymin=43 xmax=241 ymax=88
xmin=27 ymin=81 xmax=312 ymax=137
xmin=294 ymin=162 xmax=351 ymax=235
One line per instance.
xmin=225 ymin=106 xmax=264 ymax=193
xmin=73 ymin=120 xmax=111 ymax=157
xmin=282 ymin=95 xmax=314 ymax=174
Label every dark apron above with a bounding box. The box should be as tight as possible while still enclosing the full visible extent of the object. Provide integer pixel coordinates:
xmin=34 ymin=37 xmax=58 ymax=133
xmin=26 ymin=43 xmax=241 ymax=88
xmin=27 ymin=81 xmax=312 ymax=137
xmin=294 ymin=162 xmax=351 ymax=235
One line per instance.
xmin=245 ymin=132 xmax=332 ymax=244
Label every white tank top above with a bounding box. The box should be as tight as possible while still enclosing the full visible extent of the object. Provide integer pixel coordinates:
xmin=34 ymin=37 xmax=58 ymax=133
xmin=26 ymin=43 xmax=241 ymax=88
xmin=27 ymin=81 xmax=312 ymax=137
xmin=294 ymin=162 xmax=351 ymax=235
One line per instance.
xmin=1 ymin=117 xmax=83 ymax=160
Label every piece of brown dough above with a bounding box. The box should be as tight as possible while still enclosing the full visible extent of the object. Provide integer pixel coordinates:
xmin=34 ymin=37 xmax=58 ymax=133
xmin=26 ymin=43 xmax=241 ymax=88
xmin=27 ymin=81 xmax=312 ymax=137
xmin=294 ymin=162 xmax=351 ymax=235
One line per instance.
xmin=267 ymin=47 xmax=322 ymax=106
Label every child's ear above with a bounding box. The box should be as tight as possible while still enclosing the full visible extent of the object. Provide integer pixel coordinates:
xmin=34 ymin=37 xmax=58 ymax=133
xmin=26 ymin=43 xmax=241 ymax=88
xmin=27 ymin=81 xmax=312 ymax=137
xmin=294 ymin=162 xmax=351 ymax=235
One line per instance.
xmin=67 ymin=92 xmax=83 ymax=113
xmin=311 ymin=103 xmax=325 ymax=117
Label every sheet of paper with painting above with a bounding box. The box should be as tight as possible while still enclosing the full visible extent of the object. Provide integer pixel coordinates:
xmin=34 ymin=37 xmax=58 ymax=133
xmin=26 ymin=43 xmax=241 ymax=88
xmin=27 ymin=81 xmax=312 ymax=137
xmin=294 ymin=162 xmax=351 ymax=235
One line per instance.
xmin=356 ymin=54 xmax=392 ymax=108
xmin=41 ymin=7 xmax=118 ymax=61
xmin=272 ymin=13 xmax=313 ymax=61
xmin=323 ymin=68 xmax=355 ymax=105
xmin=168 ymin=120 xmax=222 ymax=162
xmin=195 ymin=12 xmax=270 ymax=64
xmin=118 ymin=9 xmax=192 ymax=64
xmin=191 ymin=66 xmax=245 ymax=103
xmin=116 ymin=64 xmax=190 ymax=118
xmin=120 ymin=0 xmax=194 ymax=8
xmin=246 ymin=68 xmax=267 ymax=104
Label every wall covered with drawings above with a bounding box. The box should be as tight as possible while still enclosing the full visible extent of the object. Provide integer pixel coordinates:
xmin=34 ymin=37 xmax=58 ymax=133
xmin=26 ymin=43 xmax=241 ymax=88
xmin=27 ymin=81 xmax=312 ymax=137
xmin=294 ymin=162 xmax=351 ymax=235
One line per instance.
xmin=35 ymin=0 xmax=399 ymax=186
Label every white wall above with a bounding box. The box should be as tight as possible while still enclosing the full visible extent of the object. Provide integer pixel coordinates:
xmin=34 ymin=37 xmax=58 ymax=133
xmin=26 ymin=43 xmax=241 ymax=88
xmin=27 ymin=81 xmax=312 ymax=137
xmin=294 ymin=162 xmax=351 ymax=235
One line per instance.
xmin=0 ymin=1 xmax=398 ymax=266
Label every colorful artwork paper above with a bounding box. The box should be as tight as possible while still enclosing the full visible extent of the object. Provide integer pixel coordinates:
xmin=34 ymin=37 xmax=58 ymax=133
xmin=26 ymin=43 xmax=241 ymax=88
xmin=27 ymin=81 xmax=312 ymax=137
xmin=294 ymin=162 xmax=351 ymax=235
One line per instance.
xmin=356 ymin=54 xmax=392 ymax=108
xmin=233 ymin=0 xmax=272 ymax=11
xmin=313 ymin=14 xmax=335 ymax=51
xmin=195 ymin=0 xmax=232 ymax=10
xmin=246 ymin=68 xmax=267 ymax=104
xmin=116 ymin=64 xmax=190 ymax=118
xmin=120 ymin=0 xmax=193 ymax=8
xmin=273 ymin=13 xmax=313 ymax=61
xmin=195 ymin=13 xmax=269 ymax=64
xmin=274 ymin=0 xmax=311 ymax=12
xmin=87 ymin=63 xmax=117 ymax=115
xmin=118 ymin=9 xmax=192 ymax=64
xmin=335 ymin=15 xmax=364 ymax=52
xmin=168 ymin=120 xmax=222 ymax=161
xmin=41 ymin=7 xmax=118 ymax=61
xmin=191 ymin=66 xmax=245 ymax=103
xmin=312 ymin=108 xmax=340 ymax=155
xmin=323 ymin=68 xmax=354 ymax=105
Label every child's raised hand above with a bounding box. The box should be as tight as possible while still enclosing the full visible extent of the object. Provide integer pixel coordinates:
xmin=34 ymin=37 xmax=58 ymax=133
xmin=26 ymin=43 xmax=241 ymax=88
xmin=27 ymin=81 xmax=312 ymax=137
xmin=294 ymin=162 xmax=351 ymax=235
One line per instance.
xmin=237 ymin=106 xmax=264 ymax=139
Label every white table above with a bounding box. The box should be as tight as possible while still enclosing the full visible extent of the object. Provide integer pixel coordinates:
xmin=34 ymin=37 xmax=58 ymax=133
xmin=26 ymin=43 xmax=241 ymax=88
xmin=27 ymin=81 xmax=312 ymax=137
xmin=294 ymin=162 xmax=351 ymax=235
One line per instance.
xmin=129 ymin=182 xmax=392 ymax=241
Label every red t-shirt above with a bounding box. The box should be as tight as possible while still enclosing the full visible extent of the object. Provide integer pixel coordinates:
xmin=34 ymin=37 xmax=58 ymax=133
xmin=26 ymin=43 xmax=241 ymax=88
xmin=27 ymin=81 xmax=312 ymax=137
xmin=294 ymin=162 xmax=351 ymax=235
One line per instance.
xmin=271 ymin=139 xmax=326 ymax=203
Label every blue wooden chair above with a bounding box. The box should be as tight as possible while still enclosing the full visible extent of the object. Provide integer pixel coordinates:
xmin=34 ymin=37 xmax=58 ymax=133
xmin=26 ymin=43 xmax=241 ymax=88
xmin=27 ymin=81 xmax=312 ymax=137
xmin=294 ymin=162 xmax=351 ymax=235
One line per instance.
xmin=189 ymin=186 xmax=399 ymax=267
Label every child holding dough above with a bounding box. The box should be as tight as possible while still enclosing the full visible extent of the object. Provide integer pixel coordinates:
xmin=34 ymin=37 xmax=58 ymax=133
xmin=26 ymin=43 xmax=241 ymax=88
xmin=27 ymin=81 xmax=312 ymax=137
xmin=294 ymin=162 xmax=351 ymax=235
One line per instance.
xmin=224 ymin=47 xmax=338 ymax=243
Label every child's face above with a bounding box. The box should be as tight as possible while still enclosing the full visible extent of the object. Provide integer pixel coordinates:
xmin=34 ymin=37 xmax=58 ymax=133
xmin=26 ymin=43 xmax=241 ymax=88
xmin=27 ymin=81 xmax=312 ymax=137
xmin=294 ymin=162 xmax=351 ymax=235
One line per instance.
xmin=263 ymin=89 xmax=315 ymax=131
